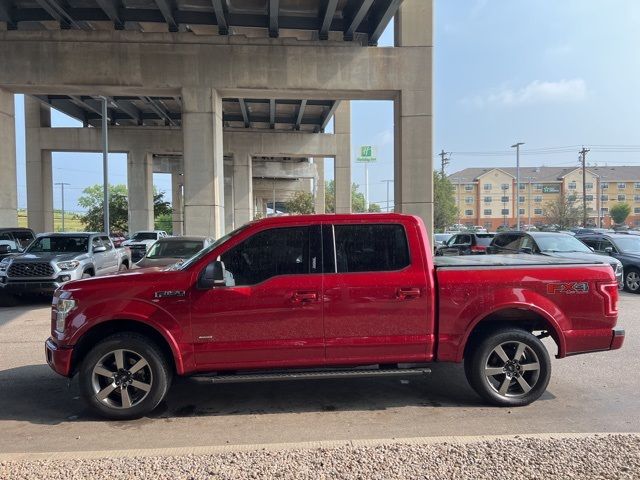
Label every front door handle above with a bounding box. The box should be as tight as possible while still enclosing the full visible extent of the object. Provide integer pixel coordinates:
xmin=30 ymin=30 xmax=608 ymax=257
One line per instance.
xmin=396 ymin=287 xmax=421 ymax=300
xmin=291 ymin=291 xmax=318 ymax=304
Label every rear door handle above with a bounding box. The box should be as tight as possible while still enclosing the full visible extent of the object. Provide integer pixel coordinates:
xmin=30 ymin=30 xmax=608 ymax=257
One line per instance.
xmin=396 ymin=287 xmax=421 ymax=300
xmin=291 ymin=291 xmax=318 ymax=304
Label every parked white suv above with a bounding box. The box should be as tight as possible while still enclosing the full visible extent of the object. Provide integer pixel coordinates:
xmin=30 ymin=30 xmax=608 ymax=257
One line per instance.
xmin=122 ymin=230 xmax=168 ymax=262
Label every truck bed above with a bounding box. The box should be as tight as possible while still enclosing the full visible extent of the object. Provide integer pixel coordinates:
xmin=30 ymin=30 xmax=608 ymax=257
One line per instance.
xmin=434 ymin=254 xmax=597 ymax=268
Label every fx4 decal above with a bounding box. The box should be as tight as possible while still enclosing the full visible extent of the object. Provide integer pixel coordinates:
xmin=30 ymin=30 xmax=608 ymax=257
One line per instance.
xmin=547 ymin=282 xmax=589 ymax=294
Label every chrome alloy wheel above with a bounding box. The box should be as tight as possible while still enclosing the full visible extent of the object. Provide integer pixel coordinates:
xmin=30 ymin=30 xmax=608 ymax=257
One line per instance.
xmin=626 ymin=271 xmax=640 ymax=292
xmin=91 ymin=349 xmax=153 ymax=409
xmin=484 ymin=341 xmax=541 ymax=398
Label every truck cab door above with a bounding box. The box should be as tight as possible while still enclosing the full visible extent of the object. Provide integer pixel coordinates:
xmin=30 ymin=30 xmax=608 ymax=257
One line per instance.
xmin=190 ymin=224 xmax=324 ymax=369
xmin=91 ymin=236 xmax=107 ymax=274
xmin=322 ymin=222 xmax=434 ymax=364
xmin=100 ymin=235 xmax=118 ymax=273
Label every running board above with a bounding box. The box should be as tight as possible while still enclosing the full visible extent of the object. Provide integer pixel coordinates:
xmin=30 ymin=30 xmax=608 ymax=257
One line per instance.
xmin=205 ymin=367 xmax=431 ymax=384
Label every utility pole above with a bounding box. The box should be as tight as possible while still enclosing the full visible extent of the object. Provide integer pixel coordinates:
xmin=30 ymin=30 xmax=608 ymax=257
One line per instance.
xmin=439 ymin=150 xmax=450 ymax=177
xmin=511 ymin=142 xmax=525 ymax=230
xmin=54 ymin=182 xmax=70 ymax=232
xmin=381 ymin=179 xmax=394 ymax=212
xmin=579 ymin=146 xmax=590 ymax=227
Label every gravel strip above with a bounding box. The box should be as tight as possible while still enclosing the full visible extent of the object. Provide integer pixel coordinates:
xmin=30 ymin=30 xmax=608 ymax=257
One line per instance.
xmin=1 ymin=434 xmax=639 ymax=480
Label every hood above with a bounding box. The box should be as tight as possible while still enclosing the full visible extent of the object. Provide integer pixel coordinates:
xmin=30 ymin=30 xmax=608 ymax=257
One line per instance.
xmin=135 ymin=257 xmax=183 ymax=269
xmin=541 ymin=251 xmax=621 ymax=267
xmin=8 ymin=252 xmax=90 ymax=263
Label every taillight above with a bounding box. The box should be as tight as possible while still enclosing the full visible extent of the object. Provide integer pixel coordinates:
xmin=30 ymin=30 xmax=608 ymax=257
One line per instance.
xmin=471 ymin=245 xmax=487 ymax=253
xmin=598 ymin=282 xmax=619 ymax=316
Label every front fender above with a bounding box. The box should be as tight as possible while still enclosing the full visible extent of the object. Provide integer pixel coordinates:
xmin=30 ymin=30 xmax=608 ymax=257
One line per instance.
xmin=65 ymin=297 xmax=189 ymax=374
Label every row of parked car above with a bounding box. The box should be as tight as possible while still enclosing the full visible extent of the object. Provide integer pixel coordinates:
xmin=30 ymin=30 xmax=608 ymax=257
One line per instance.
xmin=0 ymin=227 xmax=214 ymax=298
xmin=434 ymin=230 xmax=639 ymax=292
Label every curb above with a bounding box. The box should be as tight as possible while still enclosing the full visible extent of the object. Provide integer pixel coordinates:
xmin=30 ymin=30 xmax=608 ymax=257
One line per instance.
xmin=1 ymin=432 xmax=638 ymax=461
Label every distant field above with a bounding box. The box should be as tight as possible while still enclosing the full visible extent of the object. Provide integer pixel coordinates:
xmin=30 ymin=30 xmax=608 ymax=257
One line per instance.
xmin=17 ymin=210 xmax=86 ymax=232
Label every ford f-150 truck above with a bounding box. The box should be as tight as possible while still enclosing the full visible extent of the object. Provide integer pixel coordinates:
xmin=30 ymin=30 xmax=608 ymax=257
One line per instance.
xmin=1 ymin=232 xmax=131 ymax=296
xmin=45 ymin=214 xmax=624 ymax=420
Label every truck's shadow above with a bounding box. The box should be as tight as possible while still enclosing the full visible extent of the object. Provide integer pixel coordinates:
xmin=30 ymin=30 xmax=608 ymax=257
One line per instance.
xmin=0 ymin=362 xmax=555 ymax=425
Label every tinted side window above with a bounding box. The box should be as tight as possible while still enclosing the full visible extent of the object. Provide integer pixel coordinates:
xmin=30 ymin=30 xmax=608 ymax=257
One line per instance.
xmin=598 ymin=239 xmax=616 ymax=253
xmin=456 ymin=234 xmax=472 ymax=245
xmin=493 ymin=234 xmax=521 ymax=250
xmin=220 ymin=227 xmax=315 ymax=286
xmin=580 ymin=238 xmax=599 ymax=250
xmin=334 ymin=224 xmax=410 ymax=273
xmin=91 ymin=237 xmax=104 ymax=250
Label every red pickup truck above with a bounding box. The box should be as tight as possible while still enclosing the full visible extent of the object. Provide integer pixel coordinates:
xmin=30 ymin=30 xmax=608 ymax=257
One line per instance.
xmin=45 ymin=214 xmax=624 ymax=419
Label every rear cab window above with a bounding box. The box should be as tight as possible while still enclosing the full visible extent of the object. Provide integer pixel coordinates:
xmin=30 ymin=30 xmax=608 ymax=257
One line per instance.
xmin=332 ymin=223 xmax=411 ymax=273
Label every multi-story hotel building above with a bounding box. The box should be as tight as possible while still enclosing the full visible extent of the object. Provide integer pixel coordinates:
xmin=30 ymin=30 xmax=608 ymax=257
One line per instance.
xmin=449 ymin=166 xmax=640 ymax=230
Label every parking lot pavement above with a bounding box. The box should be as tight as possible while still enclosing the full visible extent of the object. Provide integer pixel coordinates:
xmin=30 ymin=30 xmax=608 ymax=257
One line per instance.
xmin=0 ymin=293 xmax=638 ymax=455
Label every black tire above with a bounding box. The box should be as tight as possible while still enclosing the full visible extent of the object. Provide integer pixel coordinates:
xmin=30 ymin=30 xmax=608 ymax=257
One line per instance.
xmin=79 ymin=333 xmax=172 ymax=420
xmin=624 ymin=267 xmax=640 ymax=293
xmin=464 ymin=328 xmax=551 ymax=407
xmin=81 ymin=272 xmax=93 ymax=279
xmin=119 ymin=263 xmax=128 ymax=271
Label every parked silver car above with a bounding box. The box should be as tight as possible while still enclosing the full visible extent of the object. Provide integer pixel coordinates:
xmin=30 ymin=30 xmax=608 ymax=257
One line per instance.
xmin=0 ymin=232 xmax=131 ymax=295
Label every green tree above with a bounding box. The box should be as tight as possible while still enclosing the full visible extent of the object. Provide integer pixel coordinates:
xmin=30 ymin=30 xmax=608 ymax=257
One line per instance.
xmin=284 ymin=191 xmax=315 ymax=214
xmin=324 ymin=180 xmax=381 ymax=213
xmin=77 ymin=184 xmax=172 ymax=233
xmin=610 ymin=203 xmax=631 ymax=225
xmin=154 ymin=213 xmax=173 ymax=234
xmin=542 ymin=194 xmax=582 ymax=229
xmin=434 ymin=171 xmax=457 ymax=231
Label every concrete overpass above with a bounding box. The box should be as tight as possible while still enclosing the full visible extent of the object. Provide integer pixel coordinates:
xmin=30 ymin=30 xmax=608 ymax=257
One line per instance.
xmin=0 ymin=0 xmax=433 ymax=237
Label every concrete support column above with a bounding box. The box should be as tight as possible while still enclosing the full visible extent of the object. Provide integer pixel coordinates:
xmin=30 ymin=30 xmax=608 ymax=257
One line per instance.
xmin=171 ymin=172 xmax=183 ymax=236
xmin=25 ymin=96 xmax=53 ymax=233
xmin=0 ymin=89 xmax=17 ymax=226
xmin=223 ymin=160 xmax=234 ymax=233
xmin=233 ymin=150 xmax=253 ymax=228
xmin=314 ymin=158 xmax=326 ymax=214
xmin=182 ymin=88 xmax=225 ymax=237
xmin=127 ymin=149 xmax=154 ymax=233
xmin=394 ymin=0 xmax=434 ymax=235
xmin=334 ymin=102 xmax=351 ymax=214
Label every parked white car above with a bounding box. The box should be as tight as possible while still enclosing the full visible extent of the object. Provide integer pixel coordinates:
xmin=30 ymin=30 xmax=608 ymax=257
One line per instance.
xmin=122 ymin=230 xmax=168 ymax=262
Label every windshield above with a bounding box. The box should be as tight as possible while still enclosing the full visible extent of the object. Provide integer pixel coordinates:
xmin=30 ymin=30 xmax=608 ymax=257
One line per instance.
xmin=177 ymin=225 xmax=249 ymax=270
xmin=131 ymin=232 xmax=158 ymax=241
xmin=0 ymin=233 xmax=21 ymax=253
xmin=27 ymin=236 xmax=89 ymax=254
xmin=536 ymin=235 xmax=592 ymax=253
xmin=614 ymin=236 xmax=640 ymax=253
xmin=147 ymin=240 xmax=204 ymax=259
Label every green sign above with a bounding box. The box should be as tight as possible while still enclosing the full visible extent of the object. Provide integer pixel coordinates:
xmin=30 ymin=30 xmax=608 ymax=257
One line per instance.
xmin=542 ymin=184 xmax=560 ymax=194
xmin=357 ymin=145 xmax=377 ymax=163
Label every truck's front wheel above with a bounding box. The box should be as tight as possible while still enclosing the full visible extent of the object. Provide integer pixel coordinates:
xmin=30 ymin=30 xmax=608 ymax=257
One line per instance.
xmin=79 ymin=333 xmax=172 ymax=420
xmin=465 ymin=329 xmax=551 ymax=407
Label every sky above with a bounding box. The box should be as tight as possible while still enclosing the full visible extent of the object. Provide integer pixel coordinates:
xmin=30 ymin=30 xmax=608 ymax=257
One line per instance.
xmin=12 ymin=0 xmax=640 ymax=212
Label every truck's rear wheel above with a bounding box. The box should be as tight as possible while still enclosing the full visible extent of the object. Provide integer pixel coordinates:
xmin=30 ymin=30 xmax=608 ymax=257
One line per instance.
xmin=464 ymin=329 xmax=550 ymax=407
xmin=79 ymin=333 xmax=172 ymax=420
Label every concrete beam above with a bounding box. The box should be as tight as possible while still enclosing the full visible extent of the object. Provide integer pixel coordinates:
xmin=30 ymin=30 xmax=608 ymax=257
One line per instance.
xmin=232 ymin=150 xmax=253 ymax=229
xmin=171 ymin=172 xmax=183 ymax=235
xmin=0 ymin=31 xmax=429 ymax=98
xmin=0 ymin=88 xmax=17 ymax=226
xmin=314 ymin=158 xmax=325 ymax=214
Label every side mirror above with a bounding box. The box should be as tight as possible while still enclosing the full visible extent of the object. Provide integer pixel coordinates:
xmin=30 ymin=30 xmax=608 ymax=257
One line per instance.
xmin=198 ymin=260 xmax=225 ymax=289
xmin=0 ymin=245 xmax=10 ymax=254
xmin=93 ymin=246 xmax=107 ymax=253
xmin=605 ymin=247 xmax=614 ymax=255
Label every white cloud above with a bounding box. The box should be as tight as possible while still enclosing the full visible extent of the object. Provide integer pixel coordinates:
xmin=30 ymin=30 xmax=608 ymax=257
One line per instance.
xmin=462 ymin=79 xmax=588 ymax=108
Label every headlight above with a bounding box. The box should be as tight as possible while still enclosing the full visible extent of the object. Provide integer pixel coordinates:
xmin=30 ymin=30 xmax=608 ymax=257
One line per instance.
xmin=57 ymin=260 xmax=80 ymax=271
xmin=55 ymin=298 xmax=76 ymax=333
xmin=0 ymin=258 xmax=9 ymax=271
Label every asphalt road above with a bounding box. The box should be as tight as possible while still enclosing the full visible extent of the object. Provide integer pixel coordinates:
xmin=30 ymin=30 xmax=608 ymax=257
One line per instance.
xmin=0 ymin=292 xmax=637 ymax=455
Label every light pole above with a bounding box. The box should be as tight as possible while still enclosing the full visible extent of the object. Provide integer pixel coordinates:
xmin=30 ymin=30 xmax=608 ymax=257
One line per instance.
xmin=99 ymin=96 xmax=110 ymax=234
xmin=381 ymin=180 xmax=394 ymax=212
xmin=54 ymin=182 xmax=70 ymax=232
xmin=511 ymin=142 xmax=525 ymax=230
xmin=455 ymin=177 xmax=466 ymax=225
